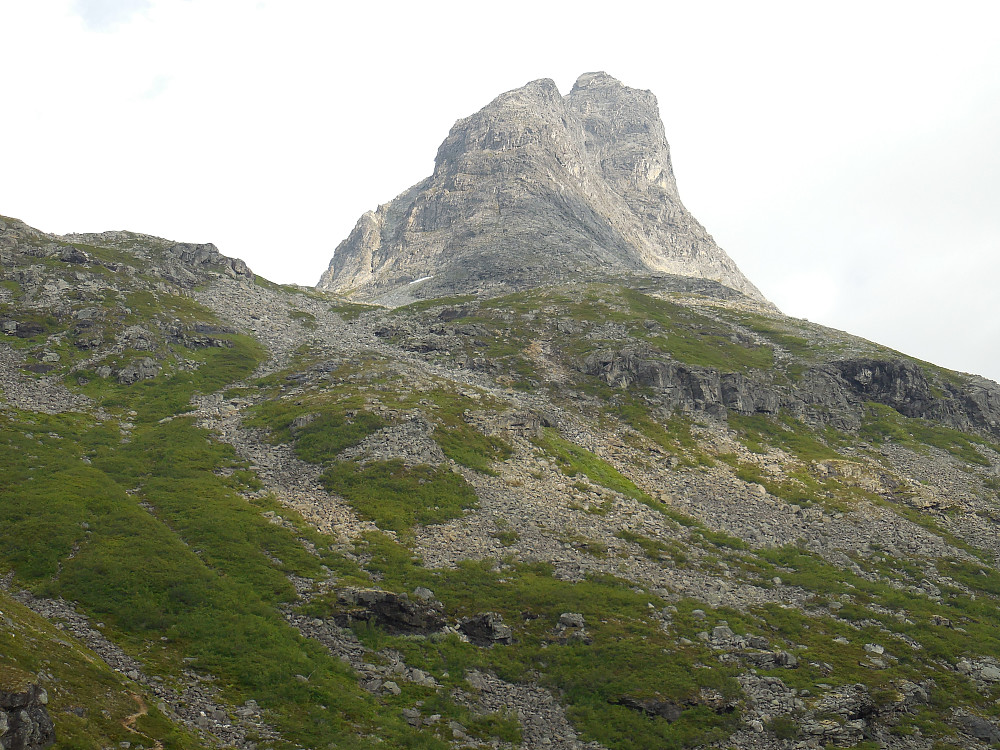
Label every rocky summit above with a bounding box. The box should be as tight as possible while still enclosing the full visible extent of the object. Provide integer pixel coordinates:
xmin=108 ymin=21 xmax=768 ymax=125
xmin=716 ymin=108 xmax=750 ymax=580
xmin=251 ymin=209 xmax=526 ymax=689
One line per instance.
xmin=3 ymin=75 xmax=1000 ymax=750
xmin=318 ymin=72 xmax=766 ymax=306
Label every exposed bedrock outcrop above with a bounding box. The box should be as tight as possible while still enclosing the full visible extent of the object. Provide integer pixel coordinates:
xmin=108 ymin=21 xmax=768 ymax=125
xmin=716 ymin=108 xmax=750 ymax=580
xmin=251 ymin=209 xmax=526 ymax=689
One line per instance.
xmin=333 ymin=588 xmax=446 ymax=635
xmin=0 ymin=682 xmax=55 ymax=750
xmin=582 ymin=348 xmax=1000 ymax=437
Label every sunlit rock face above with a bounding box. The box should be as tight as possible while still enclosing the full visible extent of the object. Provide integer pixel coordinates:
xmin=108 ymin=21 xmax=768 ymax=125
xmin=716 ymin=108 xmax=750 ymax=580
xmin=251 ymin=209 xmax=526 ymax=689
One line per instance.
xmin=317 ymin=72 xmax=767 ymax=305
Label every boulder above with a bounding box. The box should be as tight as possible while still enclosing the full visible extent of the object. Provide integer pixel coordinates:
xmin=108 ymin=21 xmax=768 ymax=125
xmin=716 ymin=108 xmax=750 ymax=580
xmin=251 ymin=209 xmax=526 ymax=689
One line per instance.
xmin=558 ymin=612 xmax=585 ymax=629
xmin=116 ymin=357 xmax=161 ymax=384
xmin=956 ymin=714 xmax=1000 ymax=744
xmin=458 ymin=613 xmax=513 ymax=646
xmin=0 ymin=681 xmax=55 ymax=750
xmin=611 ymin=696 xmax=683 ymax=722
xmin=334 ymin=588 xmax=445 ymax=635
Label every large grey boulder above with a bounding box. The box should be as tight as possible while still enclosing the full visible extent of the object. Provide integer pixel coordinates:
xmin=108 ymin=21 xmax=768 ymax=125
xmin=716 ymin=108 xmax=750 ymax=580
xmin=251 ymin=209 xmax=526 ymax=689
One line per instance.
xmin=458 ymin=612 xmax=513 ymax=646
xmin=0 ymin=682 xmax=55 ymax=750
xmin=334 ymin=588 xmax=446 ymax=635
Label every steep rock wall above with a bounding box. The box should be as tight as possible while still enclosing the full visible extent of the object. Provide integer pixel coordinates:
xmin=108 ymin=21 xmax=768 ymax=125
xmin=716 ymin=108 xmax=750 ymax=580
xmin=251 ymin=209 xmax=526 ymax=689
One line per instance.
xmin=318 ymin=73 xmax=766 ymax=305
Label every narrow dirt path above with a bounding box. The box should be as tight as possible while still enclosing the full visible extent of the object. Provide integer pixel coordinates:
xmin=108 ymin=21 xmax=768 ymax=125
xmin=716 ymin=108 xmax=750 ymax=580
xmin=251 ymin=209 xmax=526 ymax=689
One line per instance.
xmin=121 ymin=693 xmax=164 ymax=750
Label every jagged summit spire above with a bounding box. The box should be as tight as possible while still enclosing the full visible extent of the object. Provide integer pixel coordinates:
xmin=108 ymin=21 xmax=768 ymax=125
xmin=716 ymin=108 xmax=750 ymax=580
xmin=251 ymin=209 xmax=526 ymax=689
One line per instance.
xmin=318 ymin=73 xmax=766 ymax=305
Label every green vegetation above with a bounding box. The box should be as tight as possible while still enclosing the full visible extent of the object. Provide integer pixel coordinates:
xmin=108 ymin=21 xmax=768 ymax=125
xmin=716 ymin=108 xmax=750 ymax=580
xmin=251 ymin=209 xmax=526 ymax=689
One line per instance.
xmin=317 ymin=534 xmax=744 ymax=749
xmin=396 ymin=295 xmax=478 ymax=313
xmin=534 ymin=428 xmax=651 ymax=504
xmin=436 ymin=427 xmax=512 ymax=474
xmin=612 ymin=399 xmax=715 ymax=467
xmin=533 ymin=428 xmax=718 ymax=533
xmin=248 ymin=372 xmax=513 ymax=475
xmin=860 ymin=402 xmax=996 ymax=465
xmin=491 ymin=519 xmax=519 ymax=546
xmin=294 ymin=410 xmax=385 ymax=461
xmin=6 ymin=229 xmax=1000 ymax=748
xmin=716 ymin=412 xmax=883 ymax=513
xmin=472 ymin=284 xmax=775 ymax=373
xmin=77 ymin=333 xmax=265 ymax=422
xmin=412 ymin=387 xmax=513 ymax=474
xmin=0 ymin=271 xmax=461 ymax=748
xmin=247 ymin=398 xmax=384 ymax=464
xmin=766 ymin=714 xmax=801 ymax=740
xmin=0 ymin=406 xmax=453 ymax=748
xmin=719 ymin=454 xmax=839 ymax=509
xmin=756 ymin=546 xmax=1000 ymax=693
xmin=728 ymin=412 xmax=842 ymax=462
xmin=558 ymin=531 xmax=608 ymax=558
xmin=617 ymin=287 xmax=774 ymax=371
xmin=615 ymin=529 xmax=688 ymax=564
xmin=330 ymin=300 xmax=382 ymax=320
xmin=727 ymin=312 xmax=821 ymax=359
xmin=690 ymin=526 xmax=749 ymax=551
xmin=320 ymin=459 xmax=478 ymax=534
xmin=124 ymin=289 xmax=222 ymax=326
xmin=384 ymin=283 xmax=781 ymax=404
xmin=0 ymin=591 xmax=207 ymax=749
xmin=288 ymin=308 xmax=317 ymax=328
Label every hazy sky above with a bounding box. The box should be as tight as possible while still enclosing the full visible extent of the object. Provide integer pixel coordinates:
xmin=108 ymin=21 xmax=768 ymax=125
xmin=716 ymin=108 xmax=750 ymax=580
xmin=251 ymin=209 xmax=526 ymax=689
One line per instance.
xmin=3 ymin=1 xmax=999 ymax=382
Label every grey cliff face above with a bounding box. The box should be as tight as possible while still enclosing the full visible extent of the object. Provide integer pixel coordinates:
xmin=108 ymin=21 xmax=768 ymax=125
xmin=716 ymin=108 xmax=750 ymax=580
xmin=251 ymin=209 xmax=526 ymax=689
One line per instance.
xmin=0 ymin=683 xmax=55 ymax=750
xmin=317 ymin=72 xmax=767 ymax=304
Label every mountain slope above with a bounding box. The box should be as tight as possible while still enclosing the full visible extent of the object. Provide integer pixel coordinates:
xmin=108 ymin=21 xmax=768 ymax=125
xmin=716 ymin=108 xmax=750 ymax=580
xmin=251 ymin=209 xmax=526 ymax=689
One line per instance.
xmin=317 ymin=73 xmax=766 ymax=306
xmin=5 ymin=211 xmax=1000 ymax=749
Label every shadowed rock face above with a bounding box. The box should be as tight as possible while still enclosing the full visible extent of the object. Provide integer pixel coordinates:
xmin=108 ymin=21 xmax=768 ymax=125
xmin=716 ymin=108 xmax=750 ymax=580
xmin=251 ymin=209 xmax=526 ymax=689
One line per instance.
xmin=317 ymin=72 xmax=767 ymax=305
xmin=582 ymin=349 xmax=1000 ymax=437
xmin=0 ymin=682 xmax=55 ymax=750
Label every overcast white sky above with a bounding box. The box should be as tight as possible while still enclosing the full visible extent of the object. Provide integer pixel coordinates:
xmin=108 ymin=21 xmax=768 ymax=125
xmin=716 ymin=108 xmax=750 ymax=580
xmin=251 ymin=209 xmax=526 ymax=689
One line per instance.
xmin=2 ymin=1 xmax=999 ymax=382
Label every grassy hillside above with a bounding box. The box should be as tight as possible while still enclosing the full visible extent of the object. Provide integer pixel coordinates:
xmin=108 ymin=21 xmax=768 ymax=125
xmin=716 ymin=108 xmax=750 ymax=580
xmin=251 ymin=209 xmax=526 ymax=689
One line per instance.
xmin=3 ymin=219 xmax=1000 ymax=748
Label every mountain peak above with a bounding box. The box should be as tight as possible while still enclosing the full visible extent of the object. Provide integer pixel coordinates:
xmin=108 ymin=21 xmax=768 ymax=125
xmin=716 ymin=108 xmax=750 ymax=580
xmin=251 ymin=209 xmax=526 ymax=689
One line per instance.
xmin=318 ymin=74 xmax=766 ymax=306
xmin=570 ymin=70 xmax=626 ymax=90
